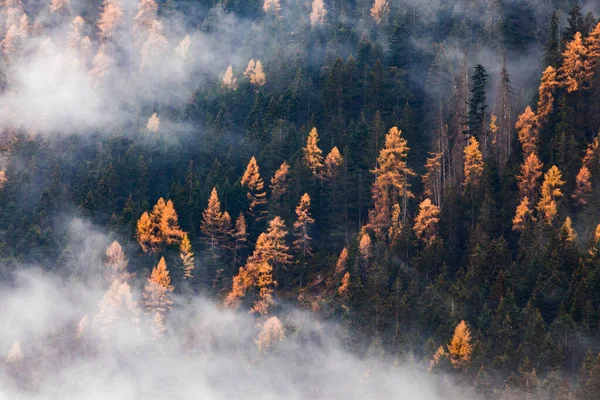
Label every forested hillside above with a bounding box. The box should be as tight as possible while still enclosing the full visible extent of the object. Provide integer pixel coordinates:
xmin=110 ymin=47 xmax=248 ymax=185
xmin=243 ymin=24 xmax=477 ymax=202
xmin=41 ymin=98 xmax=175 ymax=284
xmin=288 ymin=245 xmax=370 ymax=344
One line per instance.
xmin=2 ymin=0 xmax=600 ymax=398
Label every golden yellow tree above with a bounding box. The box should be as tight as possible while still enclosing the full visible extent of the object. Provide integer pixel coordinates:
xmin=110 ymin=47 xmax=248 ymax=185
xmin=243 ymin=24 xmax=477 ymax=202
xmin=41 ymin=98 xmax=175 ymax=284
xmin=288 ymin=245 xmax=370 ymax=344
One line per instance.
xmin=536 ymin=66 xmax=560 ymax=125
xmin=231 ymin=212 xmax=248 ymax=269
xmin=370 ymin=0 xmax=389 ymax=24
xmin=413 ymin=198 xmax=440 ymax=247
xmin=146 ymin=112 xmax=160 ymax=132
xmin=560 ymin=31 xmax=589 ymax=92
xmin=263 ymin=0 xmax=281 ymax=15
xmin=134 ymin=0 xmax=157 ymax=33
xmin=222 ymin=65 xmax=237 ymax=90
xmin=586 ymin=22 xmax=600 ymax=75
xmin=388 ymin=203 xmax=403 ymax=247
xmin=537 ymin=166 xmax=565 ymax=225
xmin=335 ymin=247 xmax=349 ymax=274
xmin=241 ymin=156 xmax=268 ymax=220
xmin=310 ymin=0 xmax=327 ymax=26
xmin=517 ymin=152 xmax=544 ymax=201
xmin=244 ymin=59 xmax=267 ymax=86
xmin=583 ymin=134 xmax=600 ymax=168
xmin=513 ymin=196 xmax=534 ymax=232
xmin=371 ymin=126 xmax=415 ymax=226
xmin=251 ymin=261 xmax=276 ymax=315
xmin=572 ymin=165 xmax=592 ymax=206
xmin=463 ymin=136 xmax=484 ymax=188
xmin=293 ymin=193 xmax=315 ymax=257
xmin=105 ymin=240 xmax=128 ymax=283
xmin=256 ymin=316 xmax=285 ymax=352
xmin=136 ymin=198 xmax=184 ymax=253
xmin=93 ymin=279 xmax=140 ymax=340
xmin=97 ymin=0 xmax=123 ymax=40
xmin=304 ymin=127 xmax=324 ymax=179
xmin=201 ymin=187 xmax=224 ymax=258
xmin=270 ymin=161 xmax=290 ymax=207
xmin=447 ymin=320 xmax=472 ymax=369
xmin=323 ymin=146 xmax=343 ymax=182
xmin=561 ymin=216 xmax=577 ymax=242
xmin=143 ymin=257 xmax=174 ymax=316
xmin=180 ymin=233 xmax=194 ymax=279
xmin=516 ymin=106 xmax=539 ymax=157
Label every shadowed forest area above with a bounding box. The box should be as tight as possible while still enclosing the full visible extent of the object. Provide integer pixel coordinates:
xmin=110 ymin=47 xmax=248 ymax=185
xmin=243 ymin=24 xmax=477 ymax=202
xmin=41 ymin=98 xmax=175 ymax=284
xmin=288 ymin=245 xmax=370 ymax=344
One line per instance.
xmin=2 ymin=0 xmax=600 ymax=398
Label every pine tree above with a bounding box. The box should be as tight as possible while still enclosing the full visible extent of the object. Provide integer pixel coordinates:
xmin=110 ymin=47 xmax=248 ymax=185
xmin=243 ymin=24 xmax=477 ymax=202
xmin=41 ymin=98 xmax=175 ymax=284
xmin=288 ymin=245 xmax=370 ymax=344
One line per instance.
xmin=180 ymin=233 xmax=195 ymax=279
xmin=560 ymin=32 xmax=589 ymax=93
xmin=545 ymin=11 xmax=561 ymax=68
xmin=465 ymin=65 xmax=488 ymax=145
xmin=537 ymin=166 xmax=565 ymax=225
xmin=303 ymin=127 xmax=324 ymax=180
xmin=241 ymin=157 xmax=268 ymax=221
xmin=516 ymin=106 xmax=539 ymax=157
xmin=518 ymin=152 xmax=544 ymax=201
xmin=309 ymin=0 xmax=326 ymax=26
xmin=293 ymin=193 xmax=315 ymax=257
xmin=448 ymin=320 xmax=472 ymax=369
xmin=413 ymin=198 xmax=440 ymax=247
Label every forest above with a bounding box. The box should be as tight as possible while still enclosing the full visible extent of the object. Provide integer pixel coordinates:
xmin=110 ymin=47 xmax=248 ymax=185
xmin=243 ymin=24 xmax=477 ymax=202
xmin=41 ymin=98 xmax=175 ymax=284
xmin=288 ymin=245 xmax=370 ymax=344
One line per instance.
xmin=2 ymin=0 xmax=600 ymax=398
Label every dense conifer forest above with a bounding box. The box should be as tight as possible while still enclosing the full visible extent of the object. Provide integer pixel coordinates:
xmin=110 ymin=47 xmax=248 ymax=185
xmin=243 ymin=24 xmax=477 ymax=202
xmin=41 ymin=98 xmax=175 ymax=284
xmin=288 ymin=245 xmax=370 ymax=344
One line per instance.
xmin=2 ymin=0 xmax=600 ymax=398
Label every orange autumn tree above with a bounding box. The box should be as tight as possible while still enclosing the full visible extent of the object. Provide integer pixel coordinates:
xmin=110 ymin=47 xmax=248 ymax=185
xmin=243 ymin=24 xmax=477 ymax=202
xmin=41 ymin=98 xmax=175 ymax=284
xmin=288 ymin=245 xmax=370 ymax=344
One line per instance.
xmin=201 ymin=187 xmax=226 ymax=258
xmin=256 ymin=316 xmax=285 ymax=352
xmin=222 ymin=65 xmax=237 ymax=90
xmin=370 ymin=0 xmax=389 ymax=24
xmin=251 ymin=261 xmax=276 ymax=315
xmin=422 ymin=152 xmax=442 ymax=207
xmin=463 ymin=136 xmax=484 ymax=188
xmin=513 ymin=197 xmax=534 ymax=232
xmin=180 ymin=233 xmax=194 ymax=279
xmin=143 ymin=257 xmax=174 ymax=314
xmin=585 ymin=22 xmax=600 ymax=76
xmin=560 ymin=31 xmax=589 ymax=93
xmin=241 ymin=156 xmax=268 ymax=221
xmin=371 ymin=126 xmax=415 ymax=228
xmin=104 ymin=240 xmax=128 ymax=283
xmin=413 ymin=198 xmax=440 ymax=247
xmin=244 ymin=59 xmax=266 ymax=86
xmin=536 ymin=66 xmax=560 ymax=125
xmin=572 ymin=165 xmax=592 ymax=206
xmin=309 ymin=0 xmax=327 ymax=26
xmin=518 ymin=152 xmax=544 ymax=201
xmin=448 ymin=320 xmax=473 ymax=369
xmin=303 ymin=127 xmax=324 ymax=181
xmin=136 ymin=198 xmax=184 ymax=253
xmin=323 ymin=146 xmax=343 ymax=183
xmin=270 ymin=161 xmax=290 ymax=215
xmin=537 ymin=166 xmax=565 ymax=224
xmin=516 ymin=106 xmax=539 ymax=157
xmin=293 ymin=193 xmax=315 ymax=257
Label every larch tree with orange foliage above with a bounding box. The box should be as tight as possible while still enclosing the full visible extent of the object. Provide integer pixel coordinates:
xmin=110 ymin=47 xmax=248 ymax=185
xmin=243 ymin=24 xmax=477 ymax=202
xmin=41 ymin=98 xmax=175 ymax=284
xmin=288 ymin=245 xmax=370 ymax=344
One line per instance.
xmin=413 ymin=198 xmax=440 ymax=247
xmin=423 ymin=152 xmax=442 ymax=207
xmin=244 ymin=59 xmax=266 ymax=86
xmin=256 ymin=316 xmax=285 ymax=352
xmin=583 ymin=134 xmax=600 ymax=169
xmin=560 ymin=31 xmax=589 ymax=93
xmin=251 ymin=261 xmax=276 ymax=316
xmin=97 ymin=0 xmax=123 ymax=41
xmin=560 ymin=216 xmax=577 ymax=242
xmin=387 ymin=203 xmax=403 ymax=247
xmin=516 ymin=106 xmax=539 ymax=157
xmin=323 ymin=146 xmax=343 ymax=183
xmin=303 ymin=127 xmax=324 ymax=182
xmin=370 ymin=0 xmax=389 ymax=24
xmin=371 ymin=126 xmax=415 ymax=226
xmin=572 ymin=165 xmax=592 ymax=206
xmin=293 ymin=193 xmax=315 ymax=257
xmin=262 ymin=0 xmax=281 ymax=15
xmin=448 ymin=320 xmax=472 ymax=369
xmin=231 ymin=212 xmax=248 ymax=269
xmin=309 ymin=0 xmax=327 ymax=26
xmin=134 ymin=0 xmax=157 ymax=33
xmin=201 ymin=187 xmax=225 ymax=258
xmin=180 ymin=233 xmax=194 ymax=279
xmin=222 ymin=65 xmax=237 ymax=90
xmin=513 ymin=197 xmax=534 ymax=232
xmin=270 ymin=161 xmax=289 ymax=215
xmin=585 ymin=22 xmax=600 ymax=77
xmin=104 ymin=240 xmax=128 ymax=283
xmin=241 ymin=156 xmax=268 ymax=221
xmin=518 ymin=152 xmax=544 ymax=201
xmin=463 ymin=136 xmax=484 ymax=189
xmin=140 ymin=20 xmax=167 ymax=72
xmin=93 ymin=279 xmax=140 ymax=340
xmin=536 ymin=66 xmax=560 ymax=125
xmin=50 ymin=0 xmax=70 ymax=14
xmin=143 ymin=257 xmax=174 ymax=316
xmin=537 ymin=166 xmax=565 ymax=225
xmin=136 ymin=197 xmax=184 ymax=253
